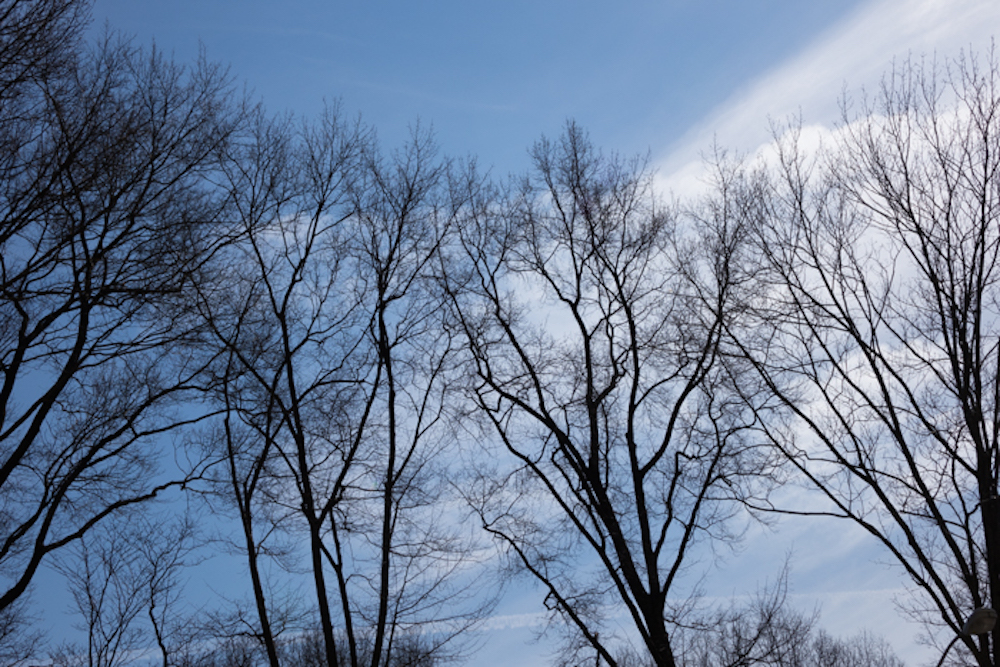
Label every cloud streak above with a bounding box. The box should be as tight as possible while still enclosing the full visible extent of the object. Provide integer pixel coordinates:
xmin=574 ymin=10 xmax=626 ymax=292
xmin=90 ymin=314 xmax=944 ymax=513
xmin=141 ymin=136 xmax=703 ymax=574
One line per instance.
xmin=657 ymin=0 xmax=1000 ymax=194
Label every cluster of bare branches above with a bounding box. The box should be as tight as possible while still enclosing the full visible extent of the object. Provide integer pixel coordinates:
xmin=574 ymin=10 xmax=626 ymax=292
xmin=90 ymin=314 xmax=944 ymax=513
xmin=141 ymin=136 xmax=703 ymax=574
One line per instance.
xmin=714 ymin=49 xmax=1000 ymax=667
xmin=192 ymin=105 xmax=494 ymax=667
xmin=0 ymin=0 xmax=488 ymax=664
xmin=0 ymin=0 xmax=238 ymax=659
xmin=438 ymin=122 xmax=784 ymax=667
xmin=11 ymin=1 xmax=1000 ymax=666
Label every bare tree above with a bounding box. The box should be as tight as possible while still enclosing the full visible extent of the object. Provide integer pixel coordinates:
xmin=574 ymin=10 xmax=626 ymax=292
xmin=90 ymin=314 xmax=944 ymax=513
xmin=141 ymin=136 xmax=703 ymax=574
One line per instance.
xmin=0 ymin=0 xmax=240 ymax=621
xmin=198 ymin=108 xmax=487 ymax=667
xmin=341 ymin=127 xmax=494 ymax=667
xmin=194 ymin=102 xmax=367 ymax=667
xmin=279 ymin=626 xmax=439 ymax=667
xmin=724 ymin=50 xmax=1000 ymax=666
xmin=0 ymin=0 xmax=88 ymax=100
xmin=678 ymin=572 xmax=815 ymax=667
xmin=204 ymin=355 xmax=304 ymax=667
xmin=0 ymin=596 xmax=42 ymax=666
xmin=138 ymin=514 xmax=203 ymax=667
xmin=51 ymin=512 xmax=200 ymax=667
xmin=195 ymin=106 xmax=315 ymax=667
xmin=443 ymin=122 xmax=776 ymax=667
xmin=605 ymin=566 xmax=905 ymax=667
xmin=677 ymin=597 xmax=904 ymax=667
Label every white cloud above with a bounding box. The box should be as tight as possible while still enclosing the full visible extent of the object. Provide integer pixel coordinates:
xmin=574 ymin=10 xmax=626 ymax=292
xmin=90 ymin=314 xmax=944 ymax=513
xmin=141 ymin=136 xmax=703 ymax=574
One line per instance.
xmin=657 ymin=0 xmax=1000 ymax=196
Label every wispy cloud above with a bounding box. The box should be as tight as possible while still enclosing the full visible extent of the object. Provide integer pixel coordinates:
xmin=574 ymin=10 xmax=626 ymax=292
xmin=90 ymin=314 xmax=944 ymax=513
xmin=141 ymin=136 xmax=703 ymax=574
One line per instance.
xmin=657 ymin=0 xmax=1000 ymax=195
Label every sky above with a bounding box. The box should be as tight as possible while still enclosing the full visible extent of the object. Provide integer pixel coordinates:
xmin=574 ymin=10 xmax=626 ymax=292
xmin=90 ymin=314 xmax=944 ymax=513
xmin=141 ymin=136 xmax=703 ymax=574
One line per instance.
xmin=55 ymin=1 xmax=1000 ymax=665
xmin=89 ymin=0 xmax=866 ymax=176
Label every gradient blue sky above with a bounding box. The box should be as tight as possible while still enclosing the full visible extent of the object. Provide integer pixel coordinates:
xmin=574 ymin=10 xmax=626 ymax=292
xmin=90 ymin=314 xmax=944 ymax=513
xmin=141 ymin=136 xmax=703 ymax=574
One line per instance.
xmin=90 ymin=0 xmax=866 ymax=176
xmin=59 ymin=1 xmax=1000 ymax=665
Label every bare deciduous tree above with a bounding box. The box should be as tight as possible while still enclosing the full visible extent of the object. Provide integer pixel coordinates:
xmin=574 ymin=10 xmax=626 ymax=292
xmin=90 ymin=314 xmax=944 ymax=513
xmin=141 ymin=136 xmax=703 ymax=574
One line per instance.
xmin=51 ymin=512 xmax=200 ymax=667
xmin=0 ymin=0 xmax=239 ymax=625
xmin=444 ymin=122 xmax=776 ymax=667
xmin=0 ymin=596 xmax=42 ymax=666
xmin=343 ymin=127 xmax=494 ymax=667
xmin=677 ymin=595 xmax=904 ymax=667
xmin=196 ymin=103 xmax=367 ymax=667
xmin=725 ymin=50 xmax=1000 ymax=666
xmin=198 ymin=108 xmax=489 ymax=667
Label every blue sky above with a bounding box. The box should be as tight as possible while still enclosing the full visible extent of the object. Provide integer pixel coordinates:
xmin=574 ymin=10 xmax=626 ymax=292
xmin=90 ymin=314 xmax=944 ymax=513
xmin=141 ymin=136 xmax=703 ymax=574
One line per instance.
xmin=90 ymin=0 xmax=864 ymax=177
xmin=63 ymin=1 xmax=1000 ymax=665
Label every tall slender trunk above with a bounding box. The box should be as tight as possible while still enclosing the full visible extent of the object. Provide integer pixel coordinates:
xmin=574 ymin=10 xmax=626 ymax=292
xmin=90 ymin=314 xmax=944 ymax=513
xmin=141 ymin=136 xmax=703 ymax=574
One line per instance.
xmin=243 ymin=512 xmax=281 ymax=667
xmin=224 ymin=407 xmax=281 ymax=667
xmin=308 ymin=514 xmax=340 ymax=667
xmin=981 ymin=488 xmax=1000 ymax=667
xmin=371 ymin=306 xmax=394 ymax=667
xmin=329 ymin=518 xmax=359 ymax=667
